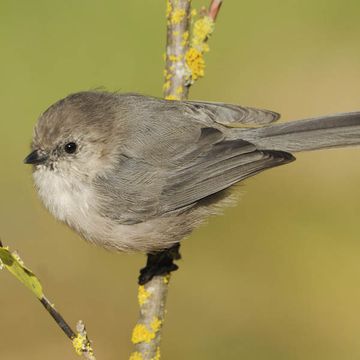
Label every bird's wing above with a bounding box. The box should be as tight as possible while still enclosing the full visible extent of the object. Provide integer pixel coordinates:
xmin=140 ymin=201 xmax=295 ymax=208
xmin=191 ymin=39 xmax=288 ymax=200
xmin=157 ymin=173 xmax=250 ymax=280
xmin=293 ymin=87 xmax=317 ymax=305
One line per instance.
xmin=157 ymin=128 xmax=294 ymax=214
xmin=94 ymin=123 xmax=294 ymax=224
xmin=182 ymin=100 xmax=280 ymax=127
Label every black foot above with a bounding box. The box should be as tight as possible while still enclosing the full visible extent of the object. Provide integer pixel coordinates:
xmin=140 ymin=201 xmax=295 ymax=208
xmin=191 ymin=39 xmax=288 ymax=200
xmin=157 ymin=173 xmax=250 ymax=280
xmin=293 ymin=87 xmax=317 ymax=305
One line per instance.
xmin=138 ymin=243 xmax=181 ymax=285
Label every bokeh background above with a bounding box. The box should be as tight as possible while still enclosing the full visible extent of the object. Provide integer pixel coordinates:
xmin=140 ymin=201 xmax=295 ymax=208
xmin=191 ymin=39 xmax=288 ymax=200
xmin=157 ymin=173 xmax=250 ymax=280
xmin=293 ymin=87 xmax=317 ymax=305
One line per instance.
xmin=1 ymin=1 xmax=360 ymax=359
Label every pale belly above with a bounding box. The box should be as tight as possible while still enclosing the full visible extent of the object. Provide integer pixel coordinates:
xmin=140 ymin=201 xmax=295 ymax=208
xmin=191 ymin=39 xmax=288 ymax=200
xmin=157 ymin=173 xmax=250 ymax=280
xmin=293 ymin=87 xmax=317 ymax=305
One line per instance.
xmin=32 ymin=168 xmax=190 ymax=252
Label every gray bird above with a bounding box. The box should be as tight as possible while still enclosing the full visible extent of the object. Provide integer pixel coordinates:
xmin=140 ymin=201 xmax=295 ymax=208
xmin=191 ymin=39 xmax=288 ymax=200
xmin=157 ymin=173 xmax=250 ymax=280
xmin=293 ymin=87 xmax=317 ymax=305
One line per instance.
xmin=24 ymin=91 xmax=360 ymax=282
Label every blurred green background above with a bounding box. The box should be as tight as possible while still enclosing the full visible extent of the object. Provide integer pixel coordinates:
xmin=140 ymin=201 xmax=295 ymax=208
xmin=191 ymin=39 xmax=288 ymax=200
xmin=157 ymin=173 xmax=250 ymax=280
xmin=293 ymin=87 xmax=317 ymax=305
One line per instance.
xmin=1 ymin=1 xmax=360 ymax=359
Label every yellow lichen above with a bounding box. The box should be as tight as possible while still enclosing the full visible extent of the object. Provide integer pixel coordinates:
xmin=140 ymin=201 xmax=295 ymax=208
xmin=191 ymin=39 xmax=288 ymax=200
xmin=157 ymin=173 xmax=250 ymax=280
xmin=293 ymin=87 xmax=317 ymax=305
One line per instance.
xmin=192 ymin=16 xmax=214 ymax=49
xmin=166 ymin=0 xmax=172 ymax=19
xmin=185 ymin=47 xmax=205 ymax=81
xmin=181 ymin=31 xmax=189 ymax=46
xmin=129 ymin=352 xmax=144 ymax=360
xmin=151 ymin=317 xmax=162 ymax=332
xmin=163 ymin=274 xmax=170 ymax=284
xmin=163 ymin=67 xmax=173 ymax=81
xmin=152 ymin=347 xmax=161 ymax=360
xmin=191 ymin=8 xmax=197 ymax=18
xmin=202 ymin=43 xmax=210 ymax=52
xmin=176 ymin=86 xmax=183 ymax=95
xmin=131 ymin=324 xmax=155 ymax=344
xmin=163 ymin=81 xmax=171 ymax=91
xmin=138 ymin=285 xmax=151 ymax=306
xmin=165 ymin=95 xmax=179 ymax=101
xmin=171 ymin=8 xmax=186 ymax=24
xmin=169 ymin=54 xmax=182 ymax=62
xmin=72 ymin=334 xmax=86 ymax=355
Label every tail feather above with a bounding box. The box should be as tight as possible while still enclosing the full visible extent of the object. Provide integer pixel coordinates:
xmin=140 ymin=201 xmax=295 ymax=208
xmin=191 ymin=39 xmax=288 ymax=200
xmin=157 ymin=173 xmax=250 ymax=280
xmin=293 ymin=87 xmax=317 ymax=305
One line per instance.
xmin=236 ymin=112 xmax=360 ymax=152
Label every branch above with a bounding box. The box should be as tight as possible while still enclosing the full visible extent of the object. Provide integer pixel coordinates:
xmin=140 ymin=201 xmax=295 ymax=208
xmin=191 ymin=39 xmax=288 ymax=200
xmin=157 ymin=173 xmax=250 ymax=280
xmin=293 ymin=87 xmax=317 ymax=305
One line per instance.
xmin=163 ymin=0 xmax=192 ymax=100
xmin=129 ymin=277 xmax=169 ymax=360
xmin=208 ymin=0 xmax=223 ymax=21
xmin=129 ymin=1 xmax=223 ymax=360
xmin=0 ymin=242 xmax=96 ymax=360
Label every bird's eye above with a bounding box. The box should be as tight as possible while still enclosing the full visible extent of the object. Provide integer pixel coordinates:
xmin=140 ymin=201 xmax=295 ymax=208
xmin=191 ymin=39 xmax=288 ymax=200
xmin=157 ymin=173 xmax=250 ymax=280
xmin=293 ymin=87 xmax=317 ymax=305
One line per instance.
xmin=64 ymin=142 xmax=77 ymax=154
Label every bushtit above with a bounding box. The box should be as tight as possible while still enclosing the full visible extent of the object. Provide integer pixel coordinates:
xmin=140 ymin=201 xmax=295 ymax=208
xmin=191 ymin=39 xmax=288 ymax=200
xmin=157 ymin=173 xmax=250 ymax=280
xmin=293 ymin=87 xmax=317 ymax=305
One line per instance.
xmin=24 ymin=91 xmax=360 ymax=281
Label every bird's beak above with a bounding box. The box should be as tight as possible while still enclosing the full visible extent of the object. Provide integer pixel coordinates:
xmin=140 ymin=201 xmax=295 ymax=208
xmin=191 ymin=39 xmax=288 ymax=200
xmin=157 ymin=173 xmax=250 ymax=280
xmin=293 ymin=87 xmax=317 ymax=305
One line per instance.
xmin=24 ymin=149 xmax=48 ymax=165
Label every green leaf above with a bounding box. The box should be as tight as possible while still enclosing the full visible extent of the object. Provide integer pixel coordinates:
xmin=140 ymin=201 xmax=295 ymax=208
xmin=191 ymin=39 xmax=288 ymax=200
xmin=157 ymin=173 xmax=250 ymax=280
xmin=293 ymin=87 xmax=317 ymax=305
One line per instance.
xmin=0 ymin=246 xmax=43 ymax=299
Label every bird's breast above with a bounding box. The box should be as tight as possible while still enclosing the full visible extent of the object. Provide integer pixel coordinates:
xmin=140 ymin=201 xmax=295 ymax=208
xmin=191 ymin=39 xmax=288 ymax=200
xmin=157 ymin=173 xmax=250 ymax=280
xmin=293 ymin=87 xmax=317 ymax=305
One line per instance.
xmin=33 ymin=168 xmax=96 ymax=231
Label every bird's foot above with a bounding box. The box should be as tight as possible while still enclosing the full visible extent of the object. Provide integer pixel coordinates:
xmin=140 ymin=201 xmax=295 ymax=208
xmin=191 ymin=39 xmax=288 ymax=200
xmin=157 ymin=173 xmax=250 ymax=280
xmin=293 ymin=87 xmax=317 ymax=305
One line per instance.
xmin=138 ymin=243 xmax=181 ymax=285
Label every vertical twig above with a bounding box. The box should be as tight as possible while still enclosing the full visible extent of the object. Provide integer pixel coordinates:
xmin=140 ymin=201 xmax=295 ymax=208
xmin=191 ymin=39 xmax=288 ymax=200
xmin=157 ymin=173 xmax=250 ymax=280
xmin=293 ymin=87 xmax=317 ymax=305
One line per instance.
xmin=164 ymin=0 xmax=192 ymax=100
xmin=130 ymin=277 xmax=170 ymax=360
xmin=129 ymin=1 xmax=223 ymax=359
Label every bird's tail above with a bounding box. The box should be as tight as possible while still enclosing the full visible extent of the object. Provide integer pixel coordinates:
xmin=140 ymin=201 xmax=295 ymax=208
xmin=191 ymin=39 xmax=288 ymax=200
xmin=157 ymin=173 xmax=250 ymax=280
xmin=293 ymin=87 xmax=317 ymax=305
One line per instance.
xmin=238 ymin=112 xmax=360 ymax=152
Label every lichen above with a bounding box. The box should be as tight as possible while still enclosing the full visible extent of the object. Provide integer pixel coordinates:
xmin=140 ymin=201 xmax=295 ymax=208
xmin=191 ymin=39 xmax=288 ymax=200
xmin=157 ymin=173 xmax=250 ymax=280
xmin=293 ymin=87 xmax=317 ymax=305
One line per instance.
xmin=152 ymin=347 xmax=161 ymax=360
xmin=151 ymin=317 xmax=162 ymax=332
xmin=169 ymin=54 xmax=182 ymax=62
xmin=176 ymin=86 xmax=183 ymax=95
xmin=171 ymin=8 xmax=186 ymax=24
xmin=166 ymin=0 xmax=172 ymax=20
xmin=72 ymin=333 xmax=87 ymax=356
xmin=184 ymin=13 xmax=215 ymax=83
xmin=192 ymin=16 xmax=214 ymax=49
xmin=181 ymin=31 xmax=189 ymax=46
xmin=165 ymin=95 xmax=179 ymax=101
xmin=129 ymin=352 xmax=144 ymax=360
xmin=131 ymin=324 xmax=155 ymax=344
xmin=165 ymin=72 xmax=172 ymax=81
xmin=163 ymin=81 xmax=171 ymax=91
xmin=138 ymin=285 xmax=151 ymax=306
xmin=185 ymin=48 xmax=205 ymax=81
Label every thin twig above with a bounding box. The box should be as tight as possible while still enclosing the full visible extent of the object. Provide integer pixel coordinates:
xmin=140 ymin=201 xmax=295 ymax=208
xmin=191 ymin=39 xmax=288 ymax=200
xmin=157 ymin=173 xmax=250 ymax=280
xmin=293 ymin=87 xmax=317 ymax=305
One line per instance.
xmin=40 ymin=297 xmax=95 ymax=359
xmin=0 ymin=242 xmax=96 ymax=359
xmin=208 ymin=0 xmax=223 ymax=21
xmin=40 ymin=296 xmax=76 ymax=339
xmin=129 ymin=1 xmax=223 ymax=359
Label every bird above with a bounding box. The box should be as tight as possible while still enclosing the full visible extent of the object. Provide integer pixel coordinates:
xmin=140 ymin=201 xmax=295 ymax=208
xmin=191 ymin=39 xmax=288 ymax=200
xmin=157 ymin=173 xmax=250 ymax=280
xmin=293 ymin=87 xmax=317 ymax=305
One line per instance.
xmin=24 ymin=91 xmax=360 ymax=283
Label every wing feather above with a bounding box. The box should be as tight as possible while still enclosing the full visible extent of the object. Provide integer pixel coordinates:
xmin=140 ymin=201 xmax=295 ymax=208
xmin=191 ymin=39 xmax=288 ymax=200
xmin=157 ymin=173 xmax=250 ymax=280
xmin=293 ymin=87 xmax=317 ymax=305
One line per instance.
xmin=94 ymin=125 xmax=294 ymax=223
xmin=183 ymin=100 xmax=280 ymax=127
